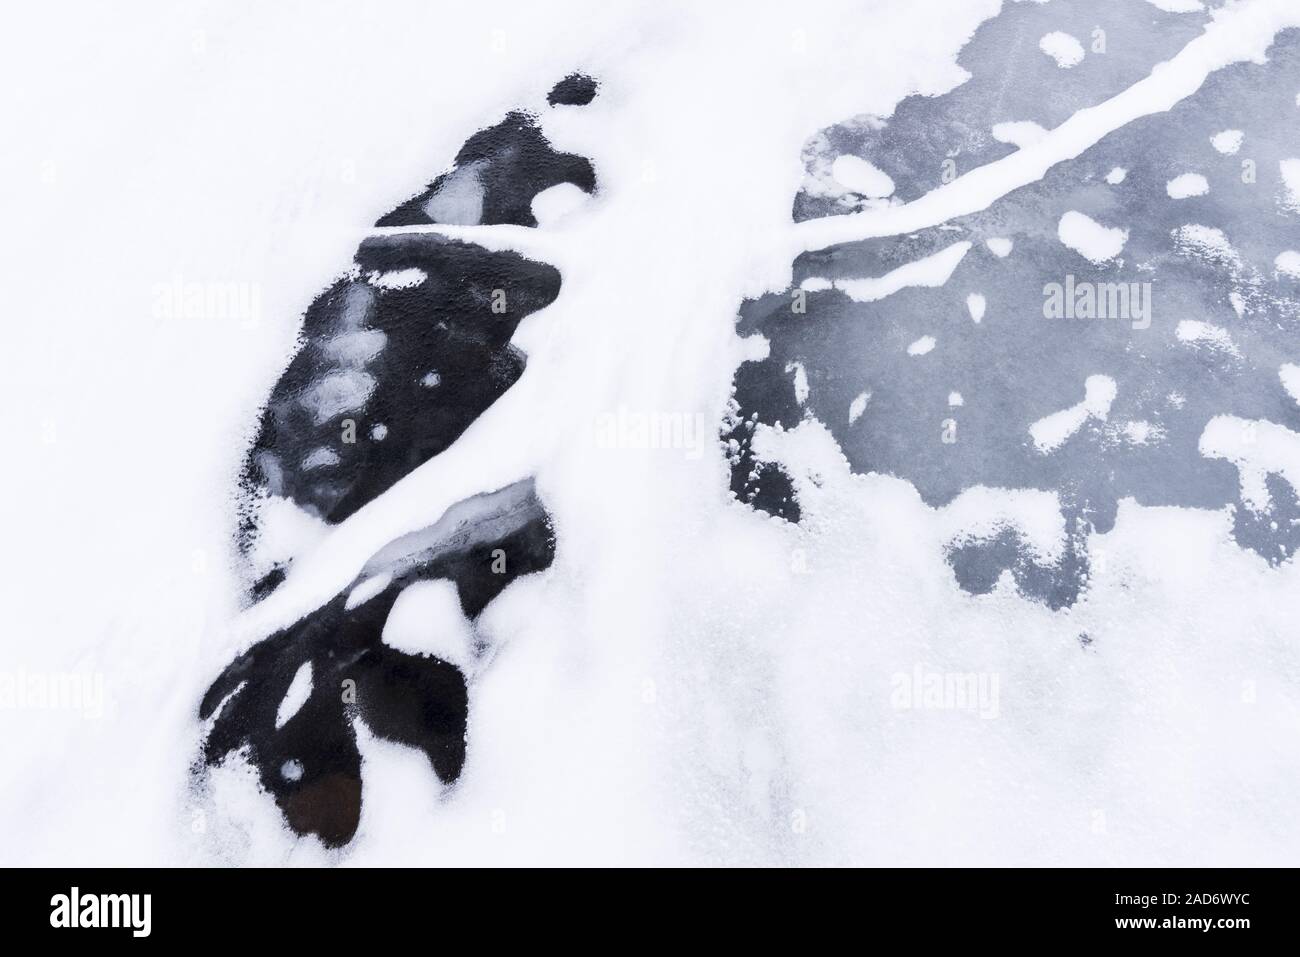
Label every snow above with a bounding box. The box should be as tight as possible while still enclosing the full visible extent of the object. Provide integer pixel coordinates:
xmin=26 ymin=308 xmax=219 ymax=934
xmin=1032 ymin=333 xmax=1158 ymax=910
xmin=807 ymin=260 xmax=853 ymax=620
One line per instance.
xmin=246 ymin=497 xmax=329 ymax=579
xmin=1120 ymin=420 xmax=1164 ymax=446
xmin=6 ymin=0 xmax=1300 ymax=869
xmin=6 ymin=0 xmax=1016 ymax=867
xmin=531 ymin=181 xmax=590 ymax=225
xmin=345 ymin=572 xmax=394 ymax=610
xmin=1282 ymin=158 xmax=1300 ymax=211
xmin=1039 ymin=31 xmax=1084 ymax=69
xmin=831 ymin=154 xmax=895 ymax=198
xmin=1176 ymin=319 xmax=1243 ymax=359
xmin=1280 ymin=364 xmax=1300 ymax=405
xmin=966 ymin=292 xmax=986 ymax=322
xmin=1211 ymin=129 xmax=1244 ymax=155
xmin=938 ymin=485 xmax=1067 ymax=564
xmin=1275 ymin=250 xmax=1300 ymax=278
xmin=907 ymin=335 xmax=937 ymax=356
xmin=817 ymin=241 xmax=972 ymax=303
xmin=382 ymin=579 xmax=476 ymax=667
xmin=788 ymin=361 xmax=810 ymax=404
xmin=1029 ymin=375 xmax=1117 ymax=452
xmin=1201 ymin=416 xmax=1300 ymax=510
xmin=274 ymin=663 xmax=313 ymax=730
xmin=1172 ymin=223 xmax=1242 ymax=269
xmin=991 ymin=120 xmax=1048 ymax=148
xmin=1057 ymin=210 xmax=1128 ymax=263
xmin=1274 ymin=248 xmax=1300 ymax=278
xmin=1167 ymin=172 xmax=1210 ymax=198
xmin=848 ymin=391 xmax=870 ymax=425
xmin=367 ymin=268 xmax=427 ymax=290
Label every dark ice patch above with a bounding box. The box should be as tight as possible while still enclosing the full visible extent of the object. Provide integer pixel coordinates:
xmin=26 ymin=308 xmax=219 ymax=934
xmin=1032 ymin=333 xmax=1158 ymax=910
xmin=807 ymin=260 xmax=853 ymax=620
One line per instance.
xmin=946 ymin=524 xmax=1090 ymax=611
xmin=548 ymin=72 xmax=599 ymax=106
xmin=730 ymin=457 xmax=801 ymax=523
xmin=202 ymin=78 xmax=593 ymax=848
xmin=376 ymin=111 xmax=596 ymax=228
xmin=241 ymin=236 xmax=561 ymax=529
xmin=200 ymin=505 xmax=554 ymax=848
xmin=1232 ymin=474 xmax=1300 ymax=566
xmin=730 ymin=16 xmax=1300 ymax=606
xmin=795 ymin=0 xmax=1207 ymax=220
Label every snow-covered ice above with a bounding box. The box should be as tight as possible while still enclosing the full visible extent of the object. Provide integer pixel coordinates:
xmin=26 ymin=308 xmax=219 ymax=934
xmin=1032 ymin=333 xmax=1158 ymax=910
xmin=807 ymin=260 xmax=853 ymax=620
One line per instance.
xmin=5 ymin=0 xmax=1300 ymax=869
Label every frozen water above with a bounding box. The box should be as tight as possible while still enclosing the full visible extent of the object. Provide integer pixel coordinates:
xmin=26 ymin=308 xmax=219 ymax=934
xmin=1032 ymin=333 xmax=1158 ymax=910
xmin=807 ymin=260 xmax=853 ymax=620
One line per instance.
xmin=731 ymin=6 xmax=1300 ymax=609
xmin=7 ymin=0 xmax=1300 ymax=868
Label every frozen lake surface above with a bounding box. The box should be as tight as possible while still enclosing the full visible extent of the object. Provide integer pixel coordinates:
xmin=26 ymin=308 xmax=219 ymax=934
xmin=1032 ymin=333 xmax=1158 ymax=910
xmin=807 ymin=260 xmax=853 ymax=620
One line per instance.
xmin=5 ymin=0 xmax=1300 ymax=866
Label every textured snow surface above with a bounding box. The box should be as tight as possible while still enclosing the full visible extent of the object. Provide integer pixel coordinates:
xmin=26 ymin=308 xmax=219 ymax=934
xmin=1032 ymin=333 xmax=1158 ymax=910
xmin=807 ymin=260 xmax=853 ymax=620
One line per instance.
xmin=5 ymin=0 xmax=1300 ymax=867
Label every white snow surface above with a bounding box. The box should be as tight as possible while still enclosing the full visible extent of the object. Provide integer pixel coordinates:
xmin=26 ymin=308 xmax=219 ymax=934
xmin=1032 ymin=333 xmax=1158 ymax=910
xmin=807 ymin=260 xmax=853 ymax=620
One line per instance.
xmin=831 ymin=154 xmax=896 ymax=198
xmin=1211 ymin=129 xmax=1244 ymax=154
xmin=1277 ymin=250 xmax=1300 ymax=278
xmin=1058 ymin=211 xmax=1128 ymax=263
xmin=1167 ymin=172 xmax=1210 ymax=198
xmin=1029 ymin=375 xmax=1117 ymax=452
xmin=819 ymin=241 xmax=972 ymax=303
xmin=1039 ymin=31 xmax=1085 ymax=69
